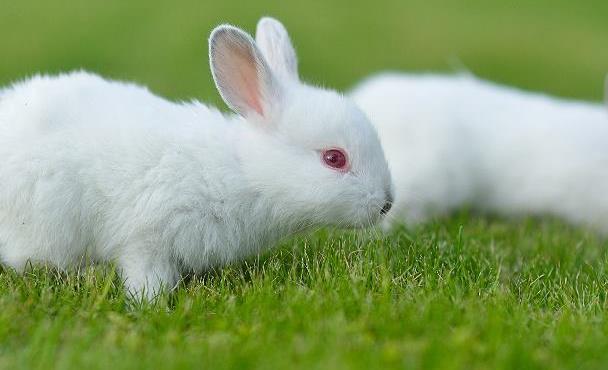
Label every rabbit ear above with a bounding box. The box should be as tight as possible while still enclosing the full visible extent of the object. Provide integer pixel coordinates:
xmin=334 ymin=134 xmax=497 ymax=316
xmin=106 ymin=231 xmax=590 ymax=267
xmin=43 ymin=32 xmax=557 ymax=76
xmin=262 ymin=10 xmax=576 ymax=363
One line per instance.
xmin=255 ymin=17 xmax=299 ymax=82
xmin=209 ymin=25 xmax=280 ymax=121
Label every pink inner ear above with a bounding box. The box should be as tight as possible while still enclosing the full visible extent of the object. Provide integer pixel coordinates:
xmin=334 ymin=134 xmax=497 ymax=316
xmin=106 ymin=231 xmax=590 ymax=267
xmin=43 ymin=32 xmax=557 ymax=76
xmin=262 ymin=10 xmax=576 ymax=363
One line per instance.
xmin=232 ymin=46 xmax=264 ymax=116
xmin=217 ymin=38 xmax=265 ymax=117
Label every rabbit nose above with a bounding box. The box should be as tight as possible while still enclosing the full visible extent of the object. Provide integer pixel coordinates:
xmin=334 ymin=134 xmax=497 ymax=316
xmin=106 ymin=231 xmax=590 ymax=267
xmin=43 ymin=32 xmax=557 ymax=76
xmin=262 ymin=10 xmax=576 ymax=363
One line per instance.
xmin=380 ymin=193 xmax=393 ymax=216
xmin=380 ymin=201 xmax=392 ymax=215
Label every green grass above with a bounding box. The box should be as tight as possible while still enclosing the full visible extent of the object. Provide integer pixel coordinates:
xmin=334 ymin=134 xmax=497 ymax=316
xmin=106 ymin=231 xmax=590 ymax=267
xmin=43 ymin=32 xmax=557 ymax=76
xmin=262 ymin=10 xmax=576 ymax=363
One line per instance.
xmin=1 ymin=0 xmax=608 ymax=369
xmin=1 ymin=218 xmax=608 ymax=369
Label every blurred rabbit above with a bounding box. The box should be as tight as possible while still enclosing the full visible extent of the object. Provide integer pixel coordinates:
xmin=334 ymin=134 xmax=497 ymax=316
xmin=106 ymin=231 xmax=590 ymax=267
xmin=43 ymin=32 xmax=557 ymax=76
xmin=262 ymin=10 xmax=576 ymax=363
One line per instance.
xmin=0 ymin=18 xmax=392 ymax=299
xmin=351 ymin=73 xmax=608 ymax=232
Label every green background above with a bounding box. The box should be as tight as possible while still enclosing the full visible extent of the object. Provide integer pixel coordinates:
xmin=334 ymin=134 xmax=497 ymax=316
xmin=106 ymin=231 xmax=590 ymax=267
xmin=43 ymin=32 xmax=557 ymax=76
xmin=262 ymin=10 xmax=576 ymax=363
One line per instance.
xmin=2 ymin=0 xmax=607 ymax=103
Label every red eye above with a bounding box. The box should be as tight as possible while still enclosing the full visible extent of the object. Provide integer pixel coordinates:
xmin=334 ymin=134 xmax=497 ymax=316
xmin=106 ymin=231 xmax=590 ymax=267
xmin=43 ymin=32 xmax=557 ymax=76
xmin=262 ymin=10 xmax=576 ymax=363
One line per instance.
xmin=322 ymin=148 xmax=349 ymax=171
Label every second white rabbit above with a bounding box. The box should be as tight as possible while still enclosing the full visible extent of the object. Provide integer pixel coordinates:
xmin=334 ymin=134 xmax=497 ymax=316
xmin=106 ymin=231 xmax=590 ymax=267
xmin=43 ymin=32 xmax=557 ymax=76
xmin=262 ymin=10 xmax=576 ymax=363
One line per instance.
xmin=351 ymin=73 xmax=608 ymax=232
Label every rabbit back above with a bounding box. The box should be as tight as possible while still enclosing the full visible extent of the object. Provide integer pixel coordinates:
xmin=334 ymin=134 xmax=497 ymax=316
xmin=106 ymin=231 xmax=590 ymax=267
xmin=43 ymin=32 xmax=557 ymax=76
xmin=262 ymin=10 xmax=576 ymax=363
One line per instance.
xmin=0 ymin=71 xmax=250 ymax=270
xmin=351 ymin=73 xmax=608 ymax=230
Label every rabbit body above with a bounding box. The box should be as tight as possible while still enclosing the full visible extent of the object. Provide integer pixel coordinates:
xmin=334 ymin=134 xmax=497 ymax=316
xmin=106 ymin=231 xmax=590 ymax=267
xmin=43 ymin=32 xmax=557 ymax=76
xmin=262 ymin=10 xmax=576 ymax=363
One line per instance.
xmin=350 ymin=73 xmax=608 ymax=231
xmin=0 ymin=19 xmax=392 ymax=298
xmin=0 ymin=72 xmax=287 ymax=293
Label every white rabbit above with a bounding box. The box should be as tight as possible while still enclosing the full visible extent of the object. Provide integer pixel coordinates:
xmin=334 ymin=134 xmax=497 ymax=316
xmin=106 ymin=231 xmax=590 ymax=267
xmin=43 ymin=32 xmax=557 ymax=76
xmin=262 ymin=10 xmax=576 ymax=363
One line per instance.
xmin=0 ymin=17 xmax=393 ymax=299
xmin=350 ymin=72 xmax=608 ymax=232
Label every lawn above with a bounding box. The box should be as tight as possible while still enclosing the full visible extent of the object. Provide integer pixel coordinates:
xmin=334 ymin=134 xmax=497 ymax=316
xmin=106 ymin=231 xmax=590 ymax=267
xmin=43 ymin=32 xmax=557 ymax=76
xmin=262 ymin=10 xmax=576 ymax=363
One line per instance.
xmin=1 ymin=0 xmax=608 ymax=369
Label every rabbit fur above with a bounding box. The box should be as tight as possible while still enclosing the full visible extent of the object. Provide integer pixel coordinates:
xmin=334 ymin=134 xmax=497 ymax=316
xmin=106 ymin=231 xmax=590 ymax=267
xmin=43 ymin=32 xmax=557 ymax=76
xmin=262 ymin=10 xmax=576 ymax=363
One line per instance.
xmin=0 ymin=18 xmax=392 ymax=299
xmin=350 ymin=73 xmax=608 ymax=232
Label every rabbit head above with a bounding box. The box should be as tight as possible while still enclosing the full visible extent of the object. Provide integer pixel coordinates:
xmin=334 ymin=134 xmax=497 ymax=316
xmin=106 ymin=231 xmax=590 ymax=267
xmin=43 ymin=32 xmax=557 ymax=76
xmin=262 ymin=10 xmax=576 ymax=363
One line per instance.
xmin=209 ymin=18 xmax=393 ymax=228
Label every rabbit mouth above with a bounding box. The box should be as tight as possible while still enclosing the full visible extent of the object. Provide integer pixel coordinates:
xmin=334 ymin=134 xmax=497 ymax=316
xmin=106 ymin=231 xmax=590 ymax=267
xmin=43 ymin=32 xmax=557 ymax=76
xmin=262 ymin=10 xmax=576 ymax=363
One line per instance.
xmin=363 ymin=190 xmax=394 ymax=223
xmin=354 ymin=202 xmax=389 ymax=228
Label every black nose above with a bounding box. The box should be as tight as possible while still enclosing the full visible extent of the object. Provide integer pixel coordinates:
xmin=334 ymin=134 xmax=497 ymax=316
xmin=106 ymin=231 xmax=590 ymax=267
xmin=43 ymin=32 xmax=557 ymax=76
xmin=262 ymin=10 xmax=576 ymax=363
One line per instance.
xmin=380 ymin=195 xmax=393 ymax=215
xmin=380 ymin=201 xmax=392 ymax=215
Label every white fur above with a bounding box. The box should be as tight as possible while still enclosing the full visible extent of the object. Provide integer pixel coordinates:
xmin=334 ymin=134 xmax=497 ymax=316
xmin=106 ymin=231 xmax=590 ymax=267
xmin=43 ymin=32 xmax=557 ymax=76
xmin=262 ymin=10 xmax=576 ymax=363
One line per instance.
xmin=0 ymin=18 xmax=392 ymax=299
xmin=350 ymin=73 xmax=608 ymax=231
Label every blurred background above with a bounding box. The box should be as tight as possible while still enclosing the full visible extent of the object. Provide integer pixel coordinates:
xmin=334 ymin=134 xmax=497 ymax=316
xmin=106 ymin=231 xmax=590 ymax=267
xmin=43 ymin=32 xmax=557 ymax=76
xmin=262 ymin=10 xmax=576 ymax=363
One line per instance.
xmin=1 ymin=0 xmax=607 ymax=109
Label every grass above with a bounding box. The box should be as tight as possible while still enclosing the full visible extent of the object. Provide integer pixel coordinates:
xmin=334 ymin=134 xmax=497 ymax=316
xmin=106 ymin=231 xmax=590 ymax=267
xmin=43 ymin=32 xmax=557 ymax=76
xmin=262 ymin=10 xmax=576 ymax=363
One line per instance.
xmin=1 ymin=218 xmax=608 ymax=369
xmin=1 ymin=0 xmax=608 ymax=369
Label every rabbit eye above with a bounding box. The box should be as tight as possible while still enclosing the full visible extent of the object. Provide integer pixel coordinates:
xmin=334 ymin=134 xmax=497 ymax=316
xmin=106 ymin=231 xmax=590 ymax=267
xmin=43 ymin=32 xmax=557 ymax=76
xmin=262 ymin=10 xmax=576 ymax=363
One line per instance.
xmin=321 ymin=148 xmax=349 ymax=171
